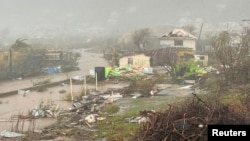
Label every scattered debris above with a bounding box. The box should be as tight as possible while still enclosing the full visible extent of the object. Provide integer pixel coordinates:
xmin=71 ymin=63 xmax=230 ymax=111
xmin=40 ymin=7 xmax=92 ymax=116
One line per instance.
xmin=41 ymin=66 xmax=61 ymax=74
xmin=130 ymin=93 xmax=142 ymax=99
xmin=143 ymin=67 xmax=153 ymax=74
xmin=17 ymin=89 xmax=30 ymax=97
xmin=30 ymin=100 xmax=59 ymax=118
xmin=84 ymin=114 xmax=97 ymax=124
xmin=101 ymin=92 xmax=123 ymax=102
xmin=126 ymin=116 xmax=149 ymax=124
xmin=178 ymin=85 xmax=193 ymax=89
xmin=0 ymin=130 xmax=24 ymax=138
xmin=184 ymin=80 xmax=196 ymax=84
xmin=31 ymin=77 xmax=51 ymax=86
xmin=72 ymin=75 xmax=84 ymax=83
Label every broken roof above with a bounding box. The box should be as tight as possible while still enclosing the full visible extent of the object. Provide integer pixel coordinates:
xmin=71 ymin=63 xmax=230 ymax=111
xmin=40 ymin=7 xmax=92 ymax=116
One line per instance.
xmin=160 ymin=28 xmax=197 ymax=39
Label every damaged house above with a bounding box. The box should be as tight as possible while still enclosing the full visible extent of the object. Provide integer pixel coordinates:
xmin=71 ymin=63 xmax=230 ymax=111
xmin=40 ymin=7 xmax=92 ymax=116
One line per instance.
xmin=145 ymin=48 xmax=195 ymax=66
xmin=42 ymin=48 xmax=80 ymax=74
xmin=159 ymin=28 xmax=197 ymax=50
xmin=119 ymin=53 xmax=152 ymax=69
xmin=159 ymin=28 xmax=208 ymax=66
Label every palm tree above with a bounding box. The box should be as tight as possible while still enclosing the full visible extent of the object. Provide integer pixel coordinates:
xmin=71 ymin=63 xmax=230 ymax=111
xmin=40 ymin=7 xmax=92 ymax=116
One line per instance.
xmin=9 ymin=38 xmax=29 ymax=79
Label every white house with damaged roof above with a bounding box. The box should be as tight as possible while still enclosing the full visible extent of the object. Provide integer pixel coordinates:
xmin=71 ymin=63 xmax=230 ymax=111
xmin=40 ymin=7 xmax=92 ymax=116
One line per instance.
xmin=159 ymin=28 xmax=197 ymax=50
xmin=159 ymin=28 xmax=208 ymax=66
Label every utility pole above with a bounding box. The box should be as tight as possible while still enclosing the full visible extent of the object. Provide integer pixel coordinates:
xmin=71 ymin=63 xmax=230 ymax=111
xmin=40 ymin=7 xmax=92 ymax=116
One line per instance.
xmin=197 ymin=22 xmax=203 ymax=52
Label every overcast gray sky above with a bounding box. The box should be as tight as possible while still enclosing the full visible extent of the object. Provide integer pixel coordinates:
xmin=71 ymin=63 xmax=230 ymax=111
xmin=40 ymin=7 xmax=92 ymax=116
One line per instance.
xmin=0 ymin=0 xmax=249 ymax=38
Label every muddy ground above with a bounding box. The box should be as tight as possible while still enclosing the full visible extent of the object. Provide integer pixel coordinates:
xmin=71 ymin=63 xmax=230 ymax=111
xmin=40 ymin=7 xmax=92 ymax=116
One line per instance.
xmin=0 ymin=50 xmax=109 ymax=132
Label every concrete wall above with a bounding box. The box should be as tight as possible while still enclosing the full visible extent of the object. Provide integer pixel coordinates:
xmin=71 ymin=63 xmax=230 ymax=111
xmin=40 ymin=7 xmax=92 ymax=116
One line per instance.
xmin=194 ymin=54 xmax=208 ymax=67
xmin=160 ymin=39 xmax=196 ymax=50
xmin=119 ymin=54 xmax=151 ymax=68
xmin=183 ymin=40 xmax=196 ymax=50
xmin=159 ymin=40 xmax=174 ymax=47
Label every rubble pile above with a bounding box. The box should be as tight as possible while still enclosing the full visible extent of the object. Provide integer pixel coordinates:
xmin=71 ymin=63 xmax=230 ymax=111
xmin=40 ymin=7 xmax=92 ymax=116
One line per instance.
xmin=29 ymin=90 xmax=124 ymax=140
xmin=30 ymin=100 xmax=59 ymax=118
xmin=132 ymin=93 xmax=250 ymax=141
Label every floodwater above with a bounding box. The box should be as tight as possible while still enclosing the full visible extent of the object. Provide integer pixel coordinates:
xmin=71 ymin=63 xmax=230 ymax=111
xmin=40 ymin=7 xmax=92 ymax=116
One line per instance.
xmin=0 ymin=49 xmax=109 ymax=132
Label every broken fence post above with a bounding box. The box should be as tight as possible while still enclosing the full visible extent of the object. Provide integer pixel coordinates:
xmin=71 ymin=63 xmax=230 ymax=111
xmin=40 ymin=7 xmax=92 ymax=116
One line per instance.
xmin=84 ymin=75 xmax=86 ymax=95
xmin=95 ymin=73 xmax=98 ymax=91
xmin=70 ymin=77 xmax=73 ymax=102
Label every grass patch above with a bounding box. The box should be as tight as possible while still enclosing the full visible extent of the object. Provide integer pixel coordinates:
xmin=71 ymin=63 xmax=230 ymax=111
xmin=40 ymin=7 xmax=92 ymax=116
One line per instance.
xmin=102 ymin=104 xmax=120 ymax=114
xmin=220 ymin=92 xmax=246 ymax=104
xmin=220 ymin=92 xmax=248 ymax=114
xmin=94 ymin=96 xmax=185 ymax=141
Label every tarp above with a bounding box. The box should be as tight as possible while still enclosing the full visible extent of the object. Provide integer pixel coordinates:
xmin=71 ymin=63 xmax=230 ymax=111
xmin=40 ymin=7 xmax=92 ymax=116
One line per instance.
xmin=105 ymin=67 xmax=112 ymax=78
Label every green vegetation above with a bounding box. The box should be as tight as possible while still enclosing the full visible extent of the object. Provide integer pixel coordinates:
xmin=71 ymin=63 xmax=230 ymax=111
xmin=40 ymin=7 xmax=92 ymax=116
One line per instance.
xmin=172 ymin=61 xmax=207 ymax=80
xmin=94 ymin=96 xmax=184 ymax=140
xmin=102 ymin=104 xmax=120 ymax=114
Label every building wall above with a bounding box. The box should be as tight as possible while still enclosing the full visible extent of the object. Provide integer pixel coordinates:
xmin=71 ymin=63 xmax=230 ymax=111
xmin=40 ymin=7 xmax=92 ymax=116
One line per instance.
xmin=194 ymin=54 xmax=208 ymax=67
xmin=183 ymin=40 xmax=196 ymax=50
xmin=159 ymin=40 xmax=174 ymax=47
xmin=0 ymin=51 xmax=20 ymax=65
xmin=119 ymin=54 xmax=151 ymax=68
xmin=0 ymin=52 xmax=9 ymax=61
xmin=160 ymin=39 xmax=196 ymax=50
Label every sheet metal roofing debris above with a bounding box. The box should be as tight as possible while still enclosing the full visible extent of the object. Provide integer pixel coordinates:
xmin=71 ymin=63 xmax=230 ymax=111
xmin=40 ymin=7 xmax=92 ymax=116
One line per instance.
xmin=72 ymin=75 xmax=84 ymax=82
xmin=17 ymin=89 xmax=30 ymax=96
xmin=162 ymin=28 xmax=197 ymax=39
xmin=126 ymin=116 xmax=149 ymax=124
xmin=143 ymin=67 xmax=153 ymax=74
xmin=178 ymin=85 xmax=193 ymax=89
xmin=0 ymin=130 xmax=24 ymax=138
xmin=31 ymin=101 xmax=59 ymax=118
xmin=100 ymin=92 xmax=123 ymax=102
xmin=130 ymin=93 xmax=142 ymax=99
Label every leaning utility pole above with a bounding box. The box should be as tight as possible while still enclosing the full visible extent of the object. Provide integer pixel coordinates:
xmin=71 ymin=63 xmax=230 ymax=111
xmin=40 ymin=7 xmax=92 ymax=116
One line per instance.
xmin=197 ymin=22 xmax=203 ymax=52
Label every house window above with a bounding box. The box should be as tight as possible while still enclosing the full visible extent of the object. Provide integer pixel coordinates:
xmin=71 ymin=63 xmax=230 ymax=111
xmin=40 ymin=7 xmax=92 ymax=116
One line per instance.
xmin=3 ymin=56 xmax=8 ymax=61
xmin=174 ymin=40 xmax=183 ymax=46
xmin=128 ymin=57 xmax=133 ymax=65
xmin=199 ymin=56 xmax=205 ymax=60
